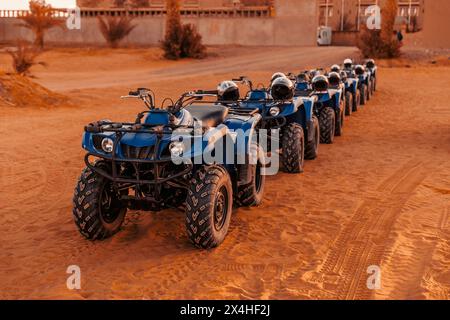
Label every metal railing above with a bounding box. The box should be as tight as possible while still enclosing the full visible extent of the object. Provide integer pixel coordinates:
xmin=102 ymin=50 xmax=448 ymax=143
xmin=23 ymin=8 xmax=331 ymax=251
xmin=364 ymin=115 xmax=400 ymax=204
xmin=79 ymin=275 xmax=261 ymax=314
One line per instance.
xmin=0 ymin=9 xmax=69 ymax=18
xmin=0 ymin=6 xmax=273 ymax=19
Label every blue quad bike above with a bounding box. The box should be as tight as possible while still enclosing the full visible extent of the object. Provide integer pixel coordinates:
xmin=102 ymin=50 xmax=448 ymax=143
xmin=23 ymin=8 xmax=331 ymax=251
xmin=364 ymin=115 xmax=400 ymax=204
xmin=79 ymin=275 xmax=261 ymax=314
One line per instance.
xmin=293 ymin=72 xmax=345 ymax=144
xmin=330 ymin=64 xmax=359 ymax=116
xmin=73 ymin=87 xmax=266 ymax=249
xmin=228 ymin=75 xmax=320 ymax=167
xmin=365 ymin=59 xmax=378 ymax=94
xmin=344 ymin=64 xmax=371 ymax=106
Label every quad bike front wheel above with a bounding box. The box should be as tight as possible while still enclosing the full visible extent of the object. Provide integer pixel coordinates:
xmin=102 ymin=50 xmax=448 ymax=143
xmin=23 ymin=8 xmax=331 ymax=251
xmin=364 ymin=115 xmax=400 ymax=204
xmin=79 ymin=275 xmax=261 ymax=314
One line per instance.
xmin=335 ymin=105 xmax=344 ymax=137
xmin=73 ymin=164 xmax=127 ymax=240
xmin=319 ymin=107 xmax=336 ymax=144
xmin=366 ymin=81 xmax=372 ymax=101
xmin=305 ymin=116 xmax=320 ymax=160
xmin=282 ymin=123 xmax=305 ymax=173
xmin=345 ymin=91 xmax=353 ymax=116
xmin=236 ymin=144 xmax=266 ymax=207
xmin=185 ymin=165 xmax=233 ymax=249
xmin=352 ymin=89 xmax=360 ymax=112
xmin=360 ymin=84 xmax=368 ymax=105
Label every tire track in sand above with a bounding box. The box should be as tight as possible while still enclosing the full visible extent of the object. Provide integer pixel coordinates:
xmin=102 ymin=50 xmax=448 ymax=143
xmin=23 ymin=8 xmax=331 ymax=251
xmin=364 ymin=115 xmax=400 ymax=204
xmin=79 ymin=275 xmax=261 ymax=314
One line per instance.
xmin=318 ymin=159 xmax=430 ymax=299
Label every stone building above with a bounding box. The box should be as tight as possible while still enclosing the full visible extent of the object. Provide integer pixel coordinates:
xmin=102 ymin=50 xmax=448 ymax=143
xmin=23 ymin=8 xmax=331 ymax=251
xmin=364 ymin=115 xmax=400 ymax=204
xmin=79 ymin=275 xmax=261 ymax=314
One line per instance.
xmin=76 ymin=0 xmax=273 ymax=8
xmin=318 ymin=0 xmax=425 ymax=32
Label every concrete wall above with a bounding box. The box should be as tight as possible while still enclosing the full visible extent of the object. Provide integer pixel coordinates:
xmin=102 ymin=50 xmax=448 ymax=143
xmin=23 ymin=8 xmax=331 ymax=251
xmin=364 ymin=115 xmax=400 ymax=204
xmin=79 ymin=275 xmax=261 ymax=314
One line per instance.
xmin=0 ymin=16 xmax=313 ymax=46
xmin=273 ymin=0 xmax=317 ymax=46
xmin=421 ymin=0 xmax=450 ymax=49
xmin=331 ymin=30 xmax=358 ymax=46
xmin=0 ymin=0 xmax=317 ymax=46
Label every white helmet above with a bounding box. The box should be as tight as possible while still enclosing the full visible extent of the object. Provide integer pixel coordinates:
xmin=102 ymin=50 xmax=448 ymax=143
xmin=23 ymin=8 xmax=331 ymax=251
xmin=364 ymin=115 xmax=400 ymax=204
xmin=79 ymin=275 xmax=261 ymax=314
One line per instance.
xmin=344 ymin=59 xmax=353 ymax=69
xmin=217 ymin=81 xmax=240 ymax=101
xmin=331 ymin=64 xmax=341 ymax=72
xmin=270 ymin=72 xmax=286 ymax=83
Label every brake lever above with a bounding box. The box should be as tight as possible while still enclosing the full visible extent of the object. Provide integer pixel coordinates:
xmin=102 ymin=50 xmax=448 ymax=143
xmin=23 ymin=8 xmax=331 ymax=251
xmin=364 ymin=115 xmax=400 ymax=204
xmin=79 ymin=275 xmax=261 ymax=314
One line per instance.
xmin=120 ymin=95 xmax=139 ymax=99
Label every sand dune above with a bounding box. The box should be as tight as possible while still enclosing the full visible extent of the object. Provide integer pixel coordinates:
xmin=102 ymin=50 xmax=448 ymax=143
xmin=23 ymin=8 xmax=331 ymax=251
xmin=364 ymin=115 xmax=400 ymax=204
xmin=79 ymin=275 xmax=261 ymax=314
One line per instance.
xmin=0 ymin=47 xmax=449 ymax=299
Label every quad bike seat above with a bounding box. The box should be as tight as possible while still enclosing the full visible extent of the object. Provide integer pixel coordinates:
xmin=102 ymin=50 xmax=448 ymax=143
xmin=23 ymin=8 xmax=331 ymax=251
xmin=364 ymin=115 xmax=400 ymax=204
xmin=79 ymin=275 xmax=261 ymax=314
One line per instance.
xmin=185 ymin=104 xmax=229 ymax=127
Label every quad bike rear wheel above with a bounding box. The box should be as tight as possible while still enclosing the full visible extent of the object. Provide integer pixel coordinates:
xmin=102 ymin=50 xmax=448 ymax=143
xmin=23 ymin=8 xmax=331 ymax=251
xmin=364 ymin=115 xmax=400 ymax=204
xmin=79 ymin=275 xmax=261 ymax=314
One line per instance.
xmin=360 ymin=84 xmax=368 ymax=105
xmin=185 ymin=165 xmax=233 ymax=249
xmin=345 ymin=91 xmax=353 ymax=116
xmin=319 ymin=107 xmax=335 ymax=144
xmin=73 ymin=163 xmax=127 ymax=240
xmin=236 ymin=144 xmax=266 ymax=207
xmin=282 ymin=123 xmax=305 ymax=173
xmin=305 ymin=116 xmax=320 ymax=160
xmin=370 ymin=78 xmax=375 ymax=95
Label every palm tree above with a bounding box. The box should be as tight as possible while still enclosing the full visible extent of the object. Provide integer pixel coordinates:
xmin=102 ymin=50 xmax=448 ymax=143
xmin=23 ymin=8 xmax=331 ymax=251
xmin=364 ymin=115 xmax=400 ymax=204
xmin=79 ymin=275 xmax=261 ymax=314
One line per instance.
xmin=18 ymin=0 xmax=63 ymax=50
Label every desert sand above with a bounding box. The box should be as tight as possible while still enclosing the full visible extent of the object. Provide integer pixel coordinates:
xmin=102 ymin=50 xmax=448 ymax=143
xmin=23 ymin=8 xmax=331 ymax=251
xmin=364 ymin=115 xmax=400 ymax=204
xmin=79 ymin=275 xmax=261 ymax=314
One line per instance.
xmin=0 ymin=46 xmax=449 ymax=299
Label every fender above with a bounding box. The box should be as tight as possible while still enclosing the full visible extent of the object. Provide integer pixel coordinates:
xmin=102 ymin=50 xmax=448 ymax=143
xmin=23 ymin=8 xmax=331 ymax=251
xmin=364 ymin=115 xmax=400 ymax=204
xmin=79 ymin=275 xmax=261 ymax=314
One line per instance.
xmin=224 ymin=114 xmax=262 ymax=156
xmin=301 ymin=96 xmax=317 ymax=143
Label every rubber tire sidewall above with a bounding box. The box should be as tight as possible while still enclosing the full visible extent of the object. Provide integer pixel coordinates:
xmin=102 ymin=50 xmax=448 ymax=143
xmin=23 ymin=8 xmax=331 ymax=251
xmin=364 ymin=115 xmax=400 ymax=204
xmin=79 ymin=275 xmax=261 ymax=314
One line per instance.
xmin=185 ymin=165 xmax=233 ymax=249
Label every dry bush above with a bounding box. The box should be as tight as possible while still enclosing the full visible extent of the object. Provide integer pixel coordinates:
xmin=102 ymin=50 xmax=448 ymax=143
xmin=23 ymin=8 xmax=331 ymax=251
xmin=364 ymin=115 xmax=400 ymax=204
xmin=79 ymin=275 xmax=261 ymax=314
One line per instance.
xmin=161 ymin=0 xmax=206 ymax=60
xmin=98 ymin=16 xmax=136 ymax=48
xmin=180 ymin=24 xmax=207 ymax=59
xmin=357 ymin=0 xmax=401 ymax=58
xmin=7 ymin=42 xmax=46 ymax=76
xmin=18 ymin=0 xmax=64 ymax=50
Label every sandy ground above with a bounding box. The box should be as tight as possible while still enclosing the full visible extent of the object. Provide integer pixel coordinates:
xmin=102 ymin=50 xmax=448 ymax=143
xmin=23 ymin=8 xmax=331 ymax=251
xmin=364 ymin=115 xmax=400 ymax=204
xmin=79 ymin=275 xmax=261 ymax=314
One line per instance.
xmin=0 ymin=47 xmax=449 ymax=300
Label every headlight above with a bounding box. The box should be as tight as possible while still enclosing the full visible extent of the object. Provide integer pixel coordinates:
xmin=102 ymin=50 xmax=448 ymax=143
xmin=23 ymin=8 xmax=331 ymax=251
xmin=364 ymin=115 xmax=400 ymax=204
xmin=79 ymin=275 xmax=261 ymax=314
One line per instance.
xmin=269 ymin=107 xmax=280 ymax=116
xmin=170 ymin=141 xmax=184 ymax=158
xmin=101 ymin=138 xmax=114 ymax=153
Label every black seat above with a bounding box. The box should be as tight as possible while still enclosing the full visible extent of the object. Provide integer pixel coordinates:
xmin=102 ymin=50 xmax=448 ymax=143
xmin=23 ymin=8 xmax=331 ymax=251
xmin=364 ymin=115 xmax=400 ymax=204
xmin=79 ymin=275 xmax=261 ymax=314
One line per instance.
xmin=185 ymin=104 xmax=229 ymax=127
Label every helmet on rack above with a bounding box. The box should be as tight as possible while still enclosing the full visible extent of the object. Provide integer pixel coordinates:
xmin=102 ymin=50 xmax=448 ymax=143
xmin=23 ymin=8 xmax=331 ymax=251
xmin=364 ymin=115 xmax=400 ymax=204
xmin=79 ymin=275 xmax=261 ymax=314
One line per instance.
xmin=270 ymin=77 xmax=294 ymax=100
xmin=328 ymin=72 xmax=341 ymax=87
xmin=354 ymin=65 xmax=366 ymax=76
xmin=217 ymin=81 xmax=240 ymax=101
xmin=331 ymin=64 xmax=341 ymax=73
xmin=270 ymin=72 xmax=287 ymax=83
xmin=366 ymin=59 xmax=376 ymax=69
xmin=312 ymin=75 xmax=329 ymax=92
xmin=344 ymin=58 xmax=353 ymax=69
xmin=296 ymin=72 xmax=310 ymax=83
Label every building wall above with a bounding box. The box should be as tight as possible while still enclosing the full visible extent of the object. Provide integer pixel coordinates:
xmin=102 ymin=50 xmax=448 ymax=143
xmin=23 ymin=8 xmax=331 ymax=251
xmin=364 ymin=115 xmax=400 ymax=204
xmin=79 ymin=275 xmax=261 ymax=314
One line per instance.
xmin=318 ymin=0 xmax=425 ymax=32
xmin=421 ymin=0 xmax=450 ymax=49
xmin=0 ymin=0 xmax=317 ymax=46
